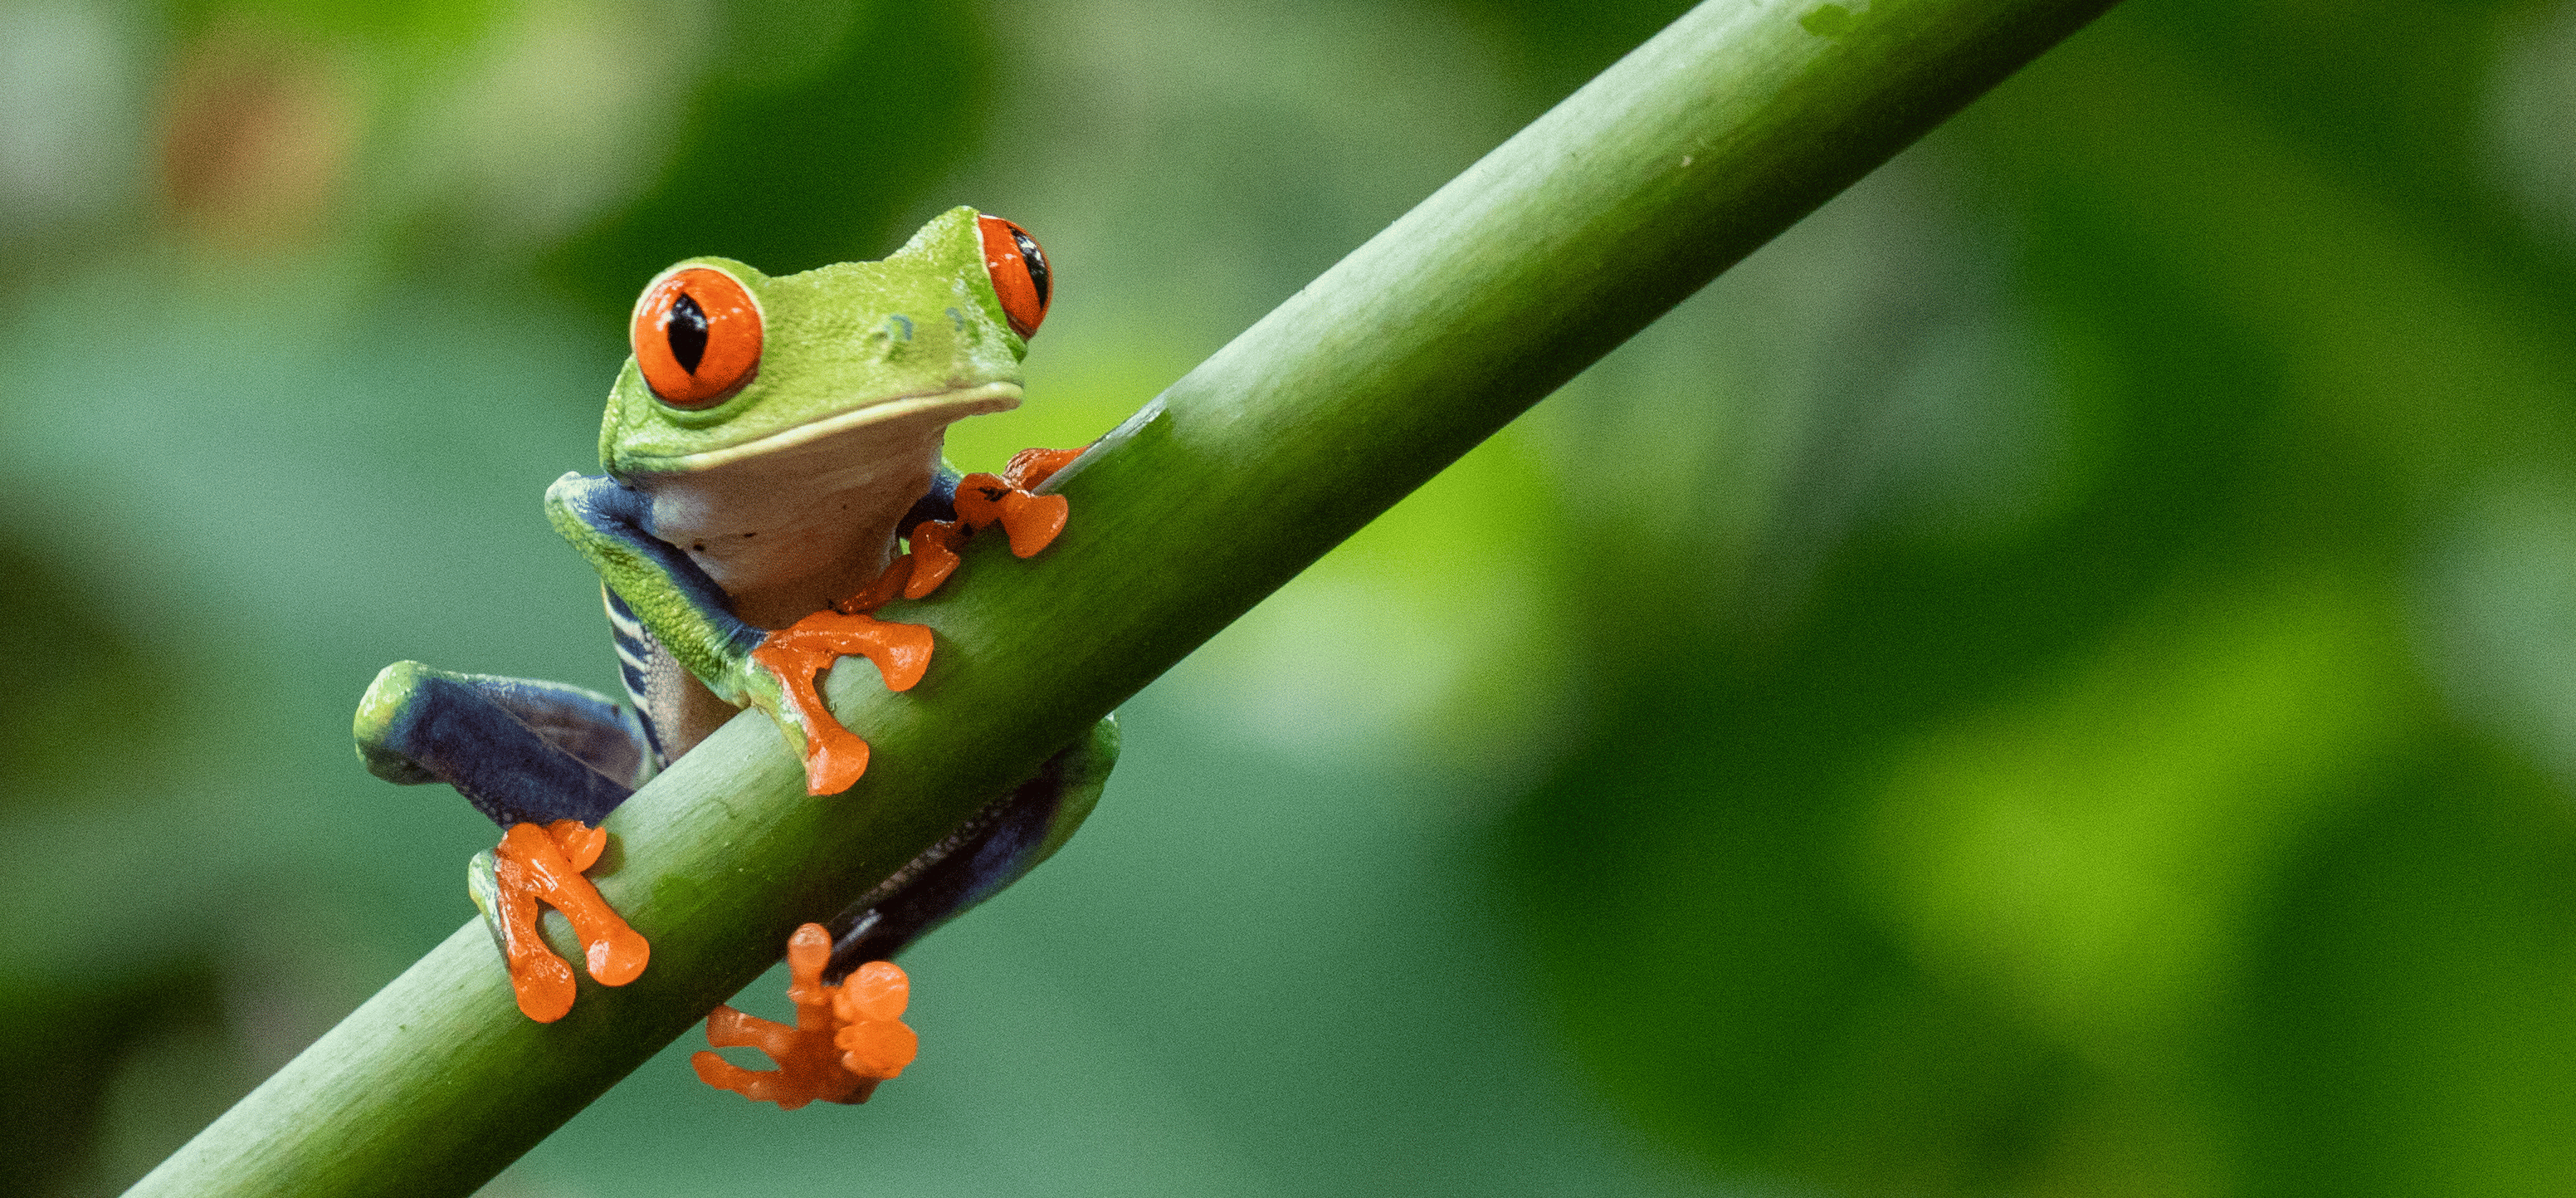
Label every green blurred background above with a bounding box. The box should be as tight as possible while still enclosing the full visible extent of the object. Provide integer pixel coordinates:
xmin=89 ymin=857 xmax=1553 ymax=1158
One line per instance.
xmin=6 ymin=0 xmax=2575 ymax=1193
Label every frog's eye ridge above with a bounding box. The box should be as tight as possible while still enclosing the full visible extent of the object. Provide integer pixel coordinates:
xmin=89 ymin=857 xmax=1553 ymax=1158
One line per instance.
xmin=633 ymin=266 xmax=761 ymax=408
xmin=977 ymin=214 xmax=1051 ymax=338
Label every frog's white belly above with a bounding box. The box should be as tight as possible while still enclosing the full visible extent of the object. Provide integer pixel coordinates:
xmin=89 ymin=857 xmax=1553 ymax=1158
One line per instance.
xmin=614 ymin=386 xmax=1017 ymax=760
xmin=631 ymin=389 xmax=1016 ymax=629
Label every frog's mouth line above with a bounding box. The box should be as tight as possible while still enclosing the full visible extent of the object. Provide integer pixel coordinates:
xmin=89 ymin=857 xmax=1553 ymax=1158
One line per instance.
xmin=629 ymin=381 xmax=1025 ymax=475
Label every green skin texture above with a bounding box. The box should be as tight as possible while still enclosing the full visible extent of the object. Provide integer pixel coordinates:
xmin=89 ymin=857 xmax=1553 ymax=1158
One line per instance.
xmin=520 ymin=203 xmax=1113 ymax=998
xmin=553 ymin=205 xmax=1048 ymax=755
xmin=598 ymin=210 xmax=1026 ymax=476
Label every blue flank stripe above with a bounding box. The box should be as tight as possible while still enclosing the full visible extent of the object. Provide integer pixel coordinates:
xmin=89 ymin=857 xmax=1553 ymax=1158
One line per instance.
xmin=617 ymin=658 xmax=651 ymax=700
xmin=601 ymin=586 xmax=668 ymax=765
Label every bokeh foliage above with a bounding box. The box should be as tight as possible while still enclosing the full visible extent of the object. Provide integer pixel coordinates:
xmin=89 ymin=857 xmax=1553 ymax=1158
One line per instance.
xmin=6 ymin=0 xmax=2576 ymax=1195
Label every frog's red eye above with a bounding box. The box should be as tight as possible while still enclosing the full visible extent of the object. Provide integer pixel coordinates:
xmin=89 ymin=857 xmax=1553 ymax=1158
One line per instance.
xmin=632 ymin=266 xmax=763 ymax=408
xmin=977 ymin=214 xmax=1050 ymax=338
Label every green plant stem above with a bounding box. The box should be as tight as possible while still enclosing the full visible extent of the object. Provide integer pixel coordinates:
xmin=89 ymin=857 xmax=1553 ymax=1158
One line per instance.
xmin=128 ymin=1 xmax=2115 ymax=1194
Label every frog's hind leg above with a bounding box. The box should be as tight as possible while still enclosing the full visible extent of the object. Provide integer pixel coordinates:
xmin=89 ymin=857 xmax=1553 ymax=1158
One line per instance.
xmin=695 ymin=717 xmax=1115 ymax=1108
xmin=354 ymin=661 xmax=647 ymax=827
xmin=354 ymin=662 xmax=653 ymax=1020
xmin=823 ymin=716 xmax=1118 ymax=980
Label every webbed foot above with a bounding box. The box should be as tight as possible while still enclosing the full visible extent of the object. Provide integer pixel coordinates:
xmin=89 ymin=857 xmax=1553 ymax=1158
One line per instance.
xmin=954 ymin=446 xmax=1082 ymax=559
xmin=471 ymin=819 xmax=650 ymax=1022
xmin=690 ymin=923 xmax=918 ymax=1109
xmin=750 ymin=612 xmax=935 ymax=795
xmin=758 ymin=446 xmax=1084 ymax=795
xmin=845 ymin=446 xmax=1085 ymax=615
xmin=832 ymin=516 xmax=968 ymax=614
xmin=1000 ymin=445 xmax=1084 ymax=492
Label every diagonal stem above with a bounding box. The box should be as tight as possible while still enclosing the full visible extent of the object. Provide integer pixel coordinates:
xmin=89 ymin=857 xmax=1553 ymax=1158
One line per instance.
xmin=127 ymin=1 xmax=2118 ymax=1194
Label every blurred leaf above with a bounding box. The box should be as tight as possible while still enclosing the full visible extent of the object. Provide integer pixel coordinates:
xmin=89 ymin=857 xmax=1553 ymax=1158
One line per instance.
xmin=2226 ymin=731 xmax=2576 ymax=1198
xmin=1861 ymin=570 xmax=2403 ymax=1063
xmin=0 ymin=957 xmax=230 ymax=1198
xmin=539 ymin=0 xmax=994 ymax=313
xmin=1503 ymin=2 xmax=2576 ymax=1195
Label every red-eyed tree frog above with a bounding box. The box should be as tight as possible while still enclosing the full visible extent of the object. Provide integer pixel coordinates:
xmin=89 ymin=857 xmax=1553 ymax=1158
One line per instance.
xmin=351 ymin=206 xmax=1116 ymax=1108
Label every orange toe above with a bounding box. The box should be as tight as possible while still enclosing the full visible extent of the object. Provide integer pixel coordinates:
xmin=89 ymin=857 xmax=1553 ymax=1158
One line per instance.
xmin=692 ymin=924 xmax=920 ymax=1108
xmin=835 ymin=960 xmax=910 ymax=1023
xmin=836 ymin=1017 xmax=920 ymax=1080
xmin=998 ymin=491 xmax=1069 ymax=557
xmin=752 ymin=612 xmax=936 ymax=795
xmin=490 ymin=820 xmax=648 ymax=1021
xmin=837 ymin=555 xmax=912 ymax=615
xmin=953 ymin=472 xmax=1070 ymax=558
xmin=905 ymin=521 xmax=966 ymax=598
xmin=1003 ymin=446 xmax=1085 ymax=491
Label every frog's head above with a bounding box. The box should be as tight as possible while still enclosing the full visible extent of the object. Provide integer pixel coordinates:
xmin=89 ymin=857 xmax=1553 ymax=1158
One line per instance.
xmin=598 ymin=205 xmax=1052 ymax=481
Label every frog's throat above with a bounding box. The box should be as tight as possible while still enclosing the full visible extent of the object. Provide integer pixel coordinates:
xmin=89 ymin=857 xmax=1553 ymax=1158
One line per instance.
xmin=617 ymin=382 xmax=1023 ymax=477
xmin=616 ymin=379 xmax=1023 ymax=632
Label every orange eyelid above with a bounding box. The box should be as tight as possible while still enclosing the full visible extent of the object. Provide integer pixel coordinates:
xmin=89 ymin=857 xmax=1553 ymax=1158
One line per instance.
xmin=976 ymin=214 xmax=1049 ymax=339
xmin=631 ymin=266 xmax=764 ymax=408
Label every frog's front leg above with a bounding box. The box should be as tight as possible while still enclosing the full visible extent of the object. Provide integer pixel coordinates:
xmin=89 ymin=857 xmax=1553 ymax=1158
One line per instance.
xmin=747 ymin=614 xmax=932 ymax=795
xmin=354 ymin=663 xmax=651 ymax=1020
xmin=842 ymin=447 xmax=1087 ymax=611
xmin=959 ymin=446 xmax=1085 ymax=556
xmin=547 ymin=472 xmax=929 ymax=795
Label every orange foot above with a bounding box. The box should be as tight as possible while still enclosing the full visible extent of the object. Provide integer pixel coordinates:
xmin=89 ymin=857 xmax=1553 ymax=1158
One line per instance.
xmin=491 ymin=819 xmax=649 ymax=1022
xmin=955 ymin=445 xmax=1083 ymax=559
xmin=775 ymin=446 xmax=1082 ymax=795
xmin=691 ymin=923 xmax=919 ymax=1109
xmin=751 ymin=611 xmax=934 ymax=795
xmin=840 ymin=446 xmax=1087 ymax=617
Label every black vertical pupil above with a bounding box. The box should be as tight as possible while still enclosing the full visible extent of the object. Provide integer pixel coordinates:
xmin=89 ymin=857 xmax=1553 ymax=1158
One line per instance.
xmin=1011 ymin=229 xmax=1050 ymax=307
xmin=666 ymin=292 xmax=710 ymax=374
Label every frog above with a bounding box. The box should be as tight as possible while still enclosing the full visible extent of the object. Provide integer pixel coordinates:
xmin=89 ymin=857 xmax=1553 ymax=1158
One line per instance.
xmin=351 ymin=206 xmax=1116 ymax=1107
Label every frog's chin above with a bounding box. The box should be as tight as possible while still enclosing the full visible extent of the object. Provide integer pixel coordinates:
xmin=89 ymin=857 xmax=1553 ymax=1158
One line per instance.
xmin=622 ymin=381 xmax=1023 ymax=477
